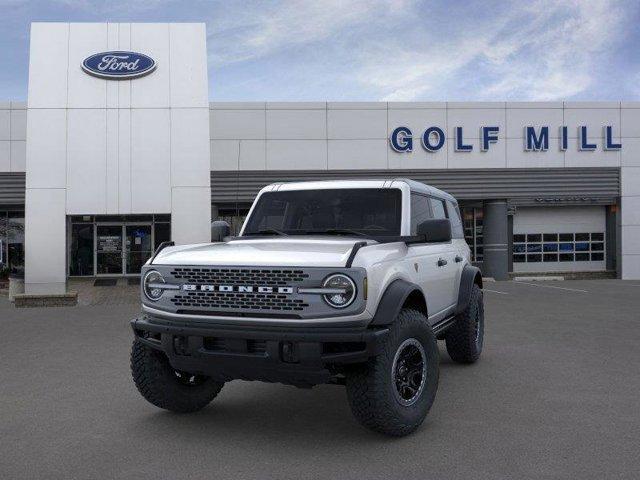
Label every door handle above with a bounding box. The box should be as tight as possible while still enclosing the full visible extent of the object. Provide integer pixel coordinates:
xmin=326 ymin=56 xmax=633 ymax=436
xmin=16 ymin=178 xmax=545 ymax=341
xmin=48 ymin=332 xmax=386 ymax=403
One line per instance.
xmin=455 ymin=255 xmax=463 ymax=263
xmin=437 ymin=258 xmax=448 ymax=267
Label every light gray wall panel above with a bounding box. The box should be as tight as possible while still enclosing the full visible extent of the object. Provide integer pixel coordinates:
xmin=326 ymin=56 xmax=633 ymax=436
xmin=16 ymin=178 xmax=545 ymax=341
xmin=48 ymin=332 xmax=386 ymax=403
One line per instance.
xmin=0 ymin=141 xmax=8 ymax=170
xmin=0 ymin=110 xmax=10 ymax=140
xmin=0 ymin=104 xmax=28 ymax=172
xmin=10 ymin=109 xmax=26 ymax=141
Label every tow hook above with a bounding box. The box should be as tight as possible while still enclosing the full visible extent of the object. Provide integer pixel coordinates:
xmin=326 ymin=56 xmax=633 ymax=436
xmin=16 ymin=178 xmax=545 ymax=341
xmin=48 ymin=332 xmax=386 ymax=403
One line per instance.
xmin=280 ymin=341 xmax=299 ymax=363
xmin=173 ymin=336 xmax=190 ymax=356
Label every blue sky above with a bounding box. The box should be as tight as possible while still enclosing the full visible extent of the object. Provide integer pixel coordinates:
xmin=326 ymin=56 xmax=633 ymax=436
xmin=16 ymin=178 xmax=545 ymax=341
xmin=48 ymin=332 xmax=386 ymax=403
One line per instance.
xmin=1 ymin=0 xmax=639 ymax=101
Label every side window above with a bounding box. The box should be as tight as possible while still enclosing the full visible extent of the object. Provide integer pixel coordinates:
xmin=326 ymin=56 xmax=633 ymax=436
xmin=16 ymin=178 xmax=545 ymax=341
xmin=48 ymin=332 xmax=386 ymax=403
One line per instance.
xmin=430 ymin=198 xmax=447 ymax=219
xmin=446 ymin=200 xmax=464 ymax=239
xmin=410 ymin=193 xmax=432 ymax=234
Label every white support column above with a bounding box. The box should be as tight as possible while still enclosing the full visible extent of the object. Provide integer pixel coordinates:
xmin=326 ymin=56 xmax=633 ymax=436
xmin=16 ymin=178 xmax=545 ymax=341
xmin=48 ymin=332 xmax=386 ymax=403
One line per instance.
xmin=171 ymin=187 xmax=211 ymax=245
xmin=25 ymin=189 xmax=66 ymax=294
xmin=24 ymin=22 xmax=211 ymax=294
xmin=168 ymin=23 xmax=211 ymax=245
xmin=621 ymin=104 xmax=640 ymax=279
xmin=620 ymin=166 xmax=640 ymax=279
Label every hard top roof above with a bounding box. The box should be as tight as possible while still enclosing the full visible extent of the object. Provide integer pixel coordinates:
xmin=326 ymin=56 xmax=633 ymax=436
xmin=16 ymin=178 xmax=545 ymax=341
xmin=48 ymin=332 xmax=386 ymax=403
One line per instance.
xmin=264 ymin=178 xmax=457 ymax=203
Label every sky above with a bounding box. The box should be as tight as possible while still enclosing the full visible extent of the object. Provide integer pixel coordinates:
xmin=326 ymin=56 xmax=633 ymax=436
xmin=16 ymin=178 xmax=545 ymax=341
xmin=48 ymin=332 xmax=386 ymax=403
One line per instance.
xmin=0 ymin=0 xmax=639 ymax=102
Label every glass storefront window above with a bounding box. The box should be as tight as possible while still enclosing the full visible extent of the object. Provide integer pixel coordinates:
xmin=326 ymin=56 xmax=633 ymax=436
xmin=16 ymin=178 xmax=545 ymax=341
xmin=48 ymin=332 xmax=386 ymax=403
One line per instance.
xmin=125 ymin=225 xmax=153 ymax=274
xmin=513 ymin=232 xmax=605 ymax=263
xmin=68 ymin=215 xmax=172 ymax=277
xmin=154 ymin=223 xmax=171 ymax=249
xmin=96 ymin=225 xmax=124 ymax=275
xmin=69 ymin=224 xmax=94 ymax=276
xmin=0 ymin=211 xmax=25 ymax=276
xmin=70 ymin=215 xmax=94 ymax=223
xmin=7 ymin=212 xmax=25 ymax=274
xmin=153 ymin=214 xmax=170 ymax=223
xmin=0 ymin=212 xmax=7 ymax=277
xmin=217 ymin=207 xmax=249 ymax=236
xmin=461 ymin=207 xmax=484 ymax=262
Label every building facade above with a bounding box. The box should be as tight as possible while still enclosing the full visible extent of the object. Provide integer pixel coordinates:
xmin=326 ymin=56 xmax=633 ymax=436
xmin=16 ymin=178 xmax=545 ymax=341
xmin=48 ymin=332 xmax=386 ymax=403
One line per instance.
xmin=0 ymin=22 xmax=639 ymax=294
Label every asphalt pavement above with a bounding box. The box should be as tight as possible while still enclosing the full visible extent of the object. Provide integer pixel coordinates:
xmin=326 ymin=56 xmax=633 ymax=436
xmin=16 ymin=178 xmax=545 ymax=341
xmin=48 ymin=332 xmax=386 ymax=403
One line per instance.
xmin=1 ymin=279 xmax=639 ymax=479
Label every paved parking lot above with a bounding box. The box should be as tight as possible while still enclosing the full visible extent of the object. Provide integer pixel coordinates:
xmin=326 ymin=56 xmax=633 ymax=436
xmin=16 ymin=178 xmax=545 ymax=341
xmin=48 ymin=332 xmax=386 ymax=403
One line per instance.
xmin=1 ymin=280 xmax=639 ymax=480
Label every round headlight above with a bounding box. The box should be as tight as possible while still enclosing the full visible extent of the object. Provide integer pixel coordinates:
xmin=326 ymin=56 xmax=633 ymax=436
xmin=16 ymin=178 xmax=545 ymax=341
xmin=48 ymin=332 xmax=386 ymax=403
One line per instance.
xmin=322 ymin=274 xmax=356 ymax=308
xmin=143 ymin=270 xmax=165 ymax=301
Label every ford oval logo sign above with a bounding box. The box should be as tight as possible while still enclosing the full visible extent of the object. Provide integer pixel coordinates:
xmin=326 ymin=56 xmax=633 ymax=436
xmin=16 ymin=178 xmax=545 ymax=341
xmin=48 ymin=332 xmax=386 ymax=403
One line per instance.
xmin=82 ymin=51 xmax=156 ymax=80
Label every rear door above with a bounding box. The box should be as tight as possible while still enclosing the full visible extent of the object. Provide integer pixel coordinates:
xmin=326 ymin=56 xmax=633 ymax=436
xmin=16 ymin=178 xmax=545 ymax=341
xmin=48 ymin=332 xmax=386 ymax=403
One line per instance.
xmin=428 ymin=197 xmax=459 ymax=313
xmin=445 ymin=199 xmax=466 ymax=301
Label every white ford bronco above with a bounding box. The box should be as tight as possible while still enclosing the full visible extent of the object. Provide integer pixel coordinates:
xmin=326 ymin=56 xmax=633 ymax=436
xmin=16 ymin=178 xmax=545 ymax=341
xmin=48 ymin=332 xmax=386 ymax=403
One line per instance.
xmin=131 ymin=179 xmax=484 ymax=436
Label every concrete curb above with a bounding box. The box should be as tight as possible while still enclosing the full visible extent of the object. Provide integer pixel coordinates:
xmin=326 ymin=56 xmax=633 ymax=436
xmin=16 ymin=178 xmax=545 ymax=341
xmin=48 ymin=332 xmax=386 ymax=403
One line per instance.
xmin=14 ymin=292 xmax=78 ymax=308
xmin=514 ymin=276 xmax=565 ymax=282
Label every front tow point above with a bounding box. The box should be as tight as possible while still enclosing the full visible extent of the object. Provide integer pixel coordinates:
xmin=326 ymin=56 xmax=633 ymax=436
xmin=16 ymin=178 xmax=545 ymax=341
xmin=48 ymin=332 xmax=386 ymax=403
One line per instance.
xmin=280 ymin=341 xmax=299 ymax=363
xmin=173 ymin=336 xmax=190 ymax=356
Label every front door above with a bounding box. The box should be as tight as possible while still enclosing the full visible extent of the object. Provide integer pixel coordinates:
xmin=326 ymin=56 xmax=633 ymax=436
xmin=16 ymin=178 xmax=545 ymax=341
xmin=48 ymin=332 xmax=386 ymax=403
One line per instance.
xmin=96 ymin=225 xmax=124 ymax=275
xmin=95 ymin=224 xmax=153 ymax=276
xmin=125 ymin=225 xmax=153 ymax=274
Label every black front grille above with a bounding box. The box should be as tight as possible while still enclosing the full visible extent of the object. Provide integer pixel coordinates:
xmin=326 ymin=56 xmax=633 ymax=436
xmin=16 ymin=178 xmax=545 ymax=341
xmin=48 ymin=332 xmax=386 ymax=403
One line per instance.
xmin=170 ymin=291 xmax=309 ymax=311
xmin=170 ymin=267 xmax=309 ymax=285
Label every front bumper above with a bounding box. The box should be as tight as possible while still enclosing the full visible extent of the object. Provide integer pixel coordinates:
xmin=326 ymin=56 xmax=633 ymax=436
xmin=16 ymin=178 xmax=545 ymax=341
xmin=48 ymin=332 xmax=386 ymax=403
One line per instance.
xmin=131 ymin=315 xmax=388 ymax=387
xmin=141 ymin=304 xmax=373 ymax=328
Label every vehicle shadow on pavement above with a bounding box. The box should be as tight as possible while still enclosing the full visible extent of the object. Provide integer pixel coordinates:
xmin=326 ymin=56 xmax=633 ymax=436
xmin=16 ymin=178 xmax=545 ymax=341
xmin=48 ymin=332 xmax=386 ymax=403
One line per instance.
xmin=127 ymin=383 xmax=391 ymax=442
xmin=125 ymin=345 xmax=463 ymax=444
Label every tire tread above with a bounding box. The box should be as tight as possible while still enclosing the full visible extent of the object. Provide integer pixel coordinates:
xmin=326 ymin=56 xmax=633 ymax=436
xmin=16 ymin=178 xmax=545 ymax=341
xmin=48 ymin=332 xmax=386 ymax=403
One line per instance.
xmin=346 ymin=309 xmax=438 ymax=436
xmin=445 ymin=284 xmax=484 ymax=363
xmin=131 ymin=340 xmax=224 ymax=413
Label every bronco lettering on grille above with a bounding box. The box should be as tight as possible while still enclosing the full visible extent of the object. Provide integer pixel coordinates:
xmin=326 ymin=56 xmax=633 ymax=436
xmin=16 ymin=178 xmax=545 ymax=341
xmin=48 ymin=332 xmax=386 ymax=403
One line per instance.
xmin=181 ymin=285 xmax=294 ymax=294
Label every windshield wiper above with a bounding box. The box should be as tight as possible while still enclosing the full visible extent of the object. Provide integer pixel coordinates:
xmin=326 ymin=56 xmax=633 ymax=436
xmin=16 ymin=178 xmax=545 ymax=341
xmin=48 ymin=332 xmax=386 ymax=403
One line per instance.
xmin=311 ymin=229 xmax=369 ymax=237
xmin=245 ymin=229 xmax=288 ymax=236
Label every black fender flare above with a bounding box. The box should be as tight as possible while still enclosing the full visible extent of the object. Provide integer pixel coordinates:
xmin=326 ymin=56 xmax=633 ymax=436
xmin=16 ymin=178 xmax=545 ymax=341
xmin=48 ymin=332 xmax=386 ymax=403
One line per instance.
xmin=455 ymin=265 xmax=483 ymax=315
xmin=370 ymin=279 xmax=426 ymax=326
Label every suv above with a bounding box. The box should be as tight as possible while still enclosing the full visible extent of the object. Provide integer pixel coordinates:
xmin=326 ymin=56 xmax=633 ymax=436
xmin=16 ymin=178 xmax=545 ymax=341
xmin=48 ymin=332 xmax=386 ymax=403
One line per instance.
xmin=130 ymin=179 xmax=484 ymax=436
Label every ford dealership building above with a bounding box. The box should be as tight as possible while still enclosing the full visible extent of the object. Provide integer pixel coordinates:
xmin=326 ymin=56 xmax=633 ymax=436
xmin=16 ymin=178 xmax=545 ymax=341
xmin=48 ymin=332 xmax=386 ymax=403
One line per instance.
xmin=1 ymin=22 xmax=639 ymax=296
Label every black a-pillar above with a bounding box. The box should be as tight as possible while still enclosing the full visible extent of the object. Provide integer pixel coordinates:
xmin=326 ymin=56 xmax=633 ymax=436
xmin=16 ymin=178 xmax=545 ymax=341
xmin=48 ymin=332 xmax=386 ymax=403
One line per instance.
xmin=482 ymin=200 xmax=509 ymax=280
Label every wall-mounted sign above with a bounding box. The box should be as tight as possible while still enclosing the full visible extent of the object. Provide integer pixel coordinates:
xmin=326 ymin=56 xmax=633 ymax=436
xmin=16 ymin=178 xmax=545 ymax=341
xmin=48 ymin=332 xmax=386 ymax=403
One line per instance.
xmin=534 ymin=197 xmax=599 ymax=203
xmin=98 ymin=235 xmax=121 ymax=252
xmin=390 ymin=125 xmax=622 ymax=153
xmin=82 ymin=51 xmax=156 ymax=80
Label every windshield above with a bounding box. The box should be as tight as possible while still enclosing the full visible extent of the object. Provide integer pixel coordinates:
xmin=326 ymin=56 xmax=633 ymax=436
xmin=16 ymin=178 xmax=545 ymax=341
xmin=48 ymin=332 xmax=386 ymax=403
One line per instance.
xmin=242 ymin=188 xmax=402 ymax=237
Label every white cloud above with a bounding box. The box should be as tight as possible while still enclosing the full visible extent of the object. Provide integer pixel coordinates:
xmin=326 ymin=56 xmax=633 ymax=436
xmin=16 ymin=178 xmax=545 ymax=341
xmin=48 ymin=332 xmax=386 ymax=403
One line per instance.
xmin=8 ymin=0 xmax=628 ymax=101
xmin=208 ymin=0 xmax=630 ymax=101
xmin=356 ymin=0 xmax=627 ymax=101
xmin=36 ymin=0 xmax=174 ymax=11
xmin=480 ymin=0 xmax=625 ymax=100
xmin=208 ymin=0 xmax=412 ymax=66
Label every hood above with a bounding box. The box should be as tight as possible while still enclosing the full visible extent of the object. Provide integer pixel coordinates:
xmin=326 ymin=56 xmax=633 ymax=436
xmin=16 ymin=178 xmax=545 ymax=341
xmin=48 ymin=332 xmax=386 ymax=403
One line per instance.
xmin=151 ymin=237 xmax=371 ymax=267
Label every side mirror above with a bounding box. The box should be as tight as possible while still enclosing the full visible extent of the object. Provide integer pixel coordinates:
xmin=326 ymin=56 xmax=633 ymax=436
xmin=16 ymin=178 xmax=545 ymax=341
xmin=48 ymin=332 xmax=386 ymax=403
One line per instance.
xmin=417 ymin=218 xmax=452 ymax=243
xmin=211 ymin=220 xmax=231 ymax=242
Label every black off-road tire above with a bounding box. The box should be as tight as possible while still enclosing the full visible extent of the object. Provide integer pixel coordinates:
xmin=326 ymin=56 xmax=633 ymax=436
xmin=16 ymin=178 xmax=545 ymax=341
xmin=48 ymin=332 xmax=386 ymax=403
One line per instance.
xmin=445 ymin=283 xmax=484 ymax=363
xmin=345 ymin=309 xmax=439 ymax=437
xmin=131 ymin=340 xmax=224 ymax=413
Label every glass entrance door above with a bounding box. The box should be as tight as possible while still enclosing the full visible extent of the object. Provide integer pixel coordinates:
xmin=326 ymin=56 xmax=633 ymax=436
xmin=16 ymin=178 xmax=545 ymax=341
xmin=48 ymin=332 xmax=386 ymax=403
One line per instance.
xmin=95 ymin=224 xmax=153 ymax=276
xmin=96 ymin=225 xmax=124 ymax=275
xmin=125 ymin=225 xmax=153 ymax=274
